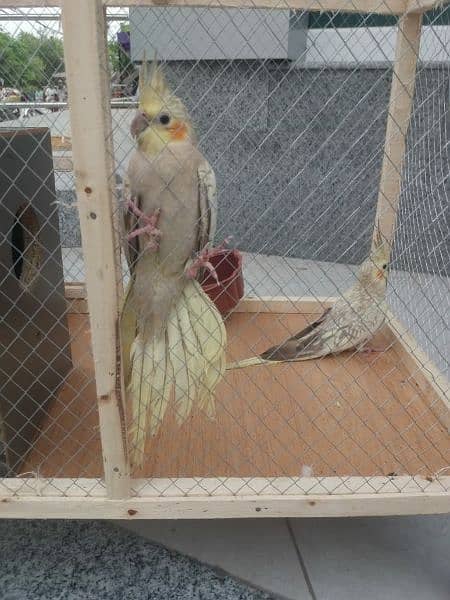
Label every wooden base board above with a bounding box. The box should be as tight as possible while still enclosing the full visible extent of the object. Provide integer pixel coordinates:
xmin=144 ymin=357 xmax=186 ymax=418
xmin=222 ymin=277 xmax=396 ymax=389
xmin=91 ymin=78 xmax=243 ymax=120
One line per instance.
xmin=2 ymin=488 xmax=449 ymax=519
xmin=19 ymin=296 xmax=450 ymax=485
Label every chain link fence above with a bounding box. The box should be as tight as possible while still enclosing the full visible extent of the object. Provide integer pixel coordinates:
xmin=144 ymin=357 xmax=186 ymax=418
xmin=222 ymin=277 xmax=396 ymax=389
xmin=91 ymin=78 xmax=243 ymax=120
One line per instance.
xmin=0 ymin=1 xmax=448 ymax=513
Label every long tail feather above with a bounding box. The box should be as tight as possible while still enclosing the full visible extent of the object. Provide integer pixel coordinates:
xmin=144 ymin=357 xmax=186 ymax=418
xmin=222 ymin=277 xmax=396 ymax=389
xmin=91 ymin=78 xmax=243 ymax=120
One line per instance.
xmin=226 ymin=356 xmax=269 ymax=370
xmin=119 ymin=280 xmax=137 ymax=388
xmin=185 ymin=281 xmax=226 ymax=417
xmin=148 ymin=331 xmax=172 ymax=436
xmin=128 ymin=279 xmax=226 ymax=467
xmin=128 ymin=330 xmax=149 ymax=468
xmin=169 ymin=291 xmax=204 ymax=425
xmin=199 ymin=352 xmax=225 ymax=418
xmin=166 ymin=303 xmax=192 ymax=426
xmin=226 ymin=354 xmax=320 ymax=370
xmin=128 ymin=322 xmax=171 ymax=468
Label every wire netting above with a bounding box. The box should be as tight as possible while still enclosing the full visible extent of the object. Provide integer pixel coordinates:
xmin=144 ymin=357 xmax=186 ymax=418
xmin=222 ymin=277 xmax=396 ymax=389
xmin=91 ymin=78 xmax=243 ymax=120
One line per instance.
xmin=0 ymin=2 xmax=449 ymax=504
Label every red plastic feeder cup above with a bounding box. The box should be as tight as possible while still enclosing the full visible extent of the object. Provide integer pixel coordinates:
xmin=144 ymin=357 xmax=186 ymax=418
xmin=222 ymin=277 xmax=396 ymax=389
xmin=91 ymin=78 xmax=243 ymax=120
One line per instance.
xmin=200 ymin=248 xmax=244 ymax=316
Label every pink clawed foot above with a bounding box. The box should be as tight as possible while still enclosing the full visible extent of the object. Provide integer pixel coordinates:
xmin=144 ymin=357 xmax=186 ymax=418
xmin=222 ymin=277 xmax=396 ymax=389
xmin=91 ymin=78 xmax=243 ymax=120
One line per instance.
xmin=186 ymin=247 xmax=218 ymax=282
xmin=186 ymin=237 xmax=232 ymax=283
xmin=126 ymin=200 xmax=162 ymax=251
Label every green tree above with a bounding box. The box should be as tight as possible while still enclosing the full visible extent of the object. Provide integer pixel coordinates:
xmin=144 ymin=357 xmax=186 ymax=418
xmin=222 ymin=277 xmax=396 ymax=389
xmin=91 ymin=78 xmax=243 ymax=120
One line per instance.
xmin=36 ymin=35 xmax=64 ymax=83
xmin=108 ymin=38 xmax=122 ymax=74
xmin=0 ymin=29 xmax=64 ymax=93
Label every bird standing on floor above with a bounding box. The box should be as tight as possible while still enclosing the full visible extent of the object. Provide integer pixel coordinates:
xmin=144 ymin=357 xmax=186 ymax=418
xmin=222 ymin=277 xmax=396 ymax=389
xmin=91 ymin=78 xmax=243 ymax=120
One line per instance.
xmin=228 ymin=233 xmax=390 ymax=370
xmin=120 ymin=56 xmax=226 ymax=467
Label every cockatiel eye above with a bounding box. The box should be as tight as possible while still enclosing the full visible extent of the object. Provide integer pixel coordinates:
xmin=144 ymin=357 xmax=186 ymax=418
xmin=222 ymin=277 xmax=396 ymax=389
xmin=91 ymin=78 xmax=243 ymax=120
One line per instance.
xmin=158 ymin=113 xmax=170 ymax=125
xmin=382 ymin=264 xmax=387 ymax=270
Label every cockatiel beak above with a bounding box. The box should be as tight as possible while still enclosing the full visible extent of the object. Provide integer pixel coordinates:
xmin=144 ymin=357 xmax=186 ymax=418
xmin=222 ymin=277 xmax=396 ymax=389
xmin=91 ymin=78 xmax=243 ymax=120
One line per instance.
xmin=130 ymin=111 xmax=149 ymax=139
xmin=372 ymin=223 xmax=389 ymax=280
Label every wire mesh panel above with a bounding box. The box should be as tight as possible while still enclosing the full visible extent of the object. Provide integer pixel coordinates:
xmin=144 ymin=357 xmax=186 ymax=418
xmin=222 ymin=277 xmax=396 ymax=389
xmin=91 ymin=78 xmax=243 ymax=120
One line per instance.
xmin=0 ymin=5 xmax=106 ymax=498
xmin=0 ymin=0 xmax=449 ymax=516
xmin=111 ymin=0 xmax=450 ymax=501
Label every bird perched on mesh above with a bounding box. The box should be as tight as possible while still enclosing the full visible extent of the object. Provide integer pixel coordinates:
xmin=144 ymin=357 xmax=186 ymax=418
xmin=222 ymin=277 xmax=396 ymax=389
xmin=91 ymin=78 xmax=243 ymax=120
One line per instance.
xmin=120 ymin=55 xmax=226 ymax=467
xmin=228 ymin=233 xmax=390 ymax=370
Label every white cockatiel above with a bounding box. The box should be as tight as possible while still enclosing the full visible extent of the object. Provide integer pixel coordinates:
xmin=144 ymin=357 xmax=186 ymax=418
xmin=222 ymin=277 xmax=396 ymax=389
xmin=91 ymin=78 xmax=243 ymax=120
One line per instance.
xmin=121 ymin=57 xmax=226 ymax=468
xmin=228 ymin=233 xmax=390 ymax=369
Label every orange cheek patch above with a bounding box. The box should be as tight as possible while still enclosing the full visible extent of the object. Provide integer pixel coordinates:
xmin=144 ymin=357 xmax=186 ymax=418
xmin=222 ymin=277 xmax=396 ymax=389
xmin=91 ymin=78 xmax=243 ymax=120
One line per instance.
xmin=169 ymin=121 xmax=188 ymax=141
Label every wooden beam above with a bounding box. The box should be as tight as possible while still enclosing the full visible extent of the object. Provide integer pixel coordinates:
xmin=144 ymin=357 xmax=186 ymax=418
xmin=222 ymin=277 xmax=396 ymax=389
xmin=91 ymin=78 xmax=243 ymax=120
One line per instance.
xmin=236 ymin=296 xmax=333 ymax=314
xmin=0 ymin=1 xmax=60 ymax=6
xmin=0 ymin=0 xmax=409 ymax=15
xmin=372 ymin=12 xmax=422 ymax=253
xmin=407 ymin=0 xmax=446 ymax=13
xmin=64 ymin=285 xmax=334 ymax=316
xmin=64 ymin=283 xmax=87 ymax=299
xmin=61 ymin=0 xmax=129 ymax=499
xmin=64 ymin=285 xmax=333 ymax=312
xmin=387 ymin=313 xmax=450 ymax=431
xmin=3 ymin=475 xmax=448 ymax=498
xmin=2 ymin=475 xmax=449 ymax=518
xmin=11 ymin=0 xmax=445 ymax=13
xmin=2 ymin=488 xmax=449 ymax=518
xmin=104 ymin=0 xmax=408 ymax=14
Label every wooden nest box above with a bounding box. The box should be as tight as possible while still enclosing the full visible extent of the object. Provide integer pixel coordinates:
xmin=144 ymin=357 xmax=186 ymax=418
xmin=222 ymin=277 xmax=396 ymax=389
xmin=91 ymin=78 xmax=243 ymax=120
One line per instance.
xmin=0 ymin=128 xmax=72 ymax=474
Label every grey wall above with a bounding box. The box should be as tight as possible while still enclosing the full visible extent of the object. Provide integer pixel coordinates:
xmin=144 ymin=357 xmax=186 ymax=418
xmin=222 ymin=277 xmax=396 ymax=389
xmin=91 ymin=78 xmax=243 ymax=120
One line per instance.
xmin=159 ymin=61 xmax=449 ymax=273
xmin=50 ymin=61 xmax=448 ymax=274
xmin=130 ymin=8 xmax=291 ymax=61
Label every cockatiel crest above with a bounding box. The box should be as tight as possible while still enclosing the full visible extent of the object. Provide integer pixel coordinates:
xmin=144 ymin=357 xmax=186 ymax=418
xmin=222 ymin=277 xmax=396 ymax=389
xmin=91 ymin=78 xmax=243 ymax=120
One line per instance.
xmin=359 ymin=226 xmax=390 ymax=288
xmin=131 ymin=52 xmax=195 ymax=154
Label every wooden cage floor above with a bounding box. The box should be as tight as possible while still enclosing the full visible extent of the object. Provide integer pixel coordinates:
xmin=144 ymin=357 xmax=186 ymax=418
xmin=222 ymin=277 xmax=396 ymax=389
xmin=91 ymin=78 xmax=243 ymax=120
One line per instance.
xmin=21 ymin=309 xmax=449 ymax=480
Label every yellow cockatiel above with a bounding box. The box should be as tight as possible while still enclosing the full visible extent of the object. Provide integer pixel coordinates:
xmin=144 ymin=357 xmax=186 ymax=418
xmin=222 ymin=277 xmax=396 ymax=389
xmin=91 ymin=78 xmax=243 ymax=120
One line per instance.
xmin=121 ymin=57 xmax=226 ymax=468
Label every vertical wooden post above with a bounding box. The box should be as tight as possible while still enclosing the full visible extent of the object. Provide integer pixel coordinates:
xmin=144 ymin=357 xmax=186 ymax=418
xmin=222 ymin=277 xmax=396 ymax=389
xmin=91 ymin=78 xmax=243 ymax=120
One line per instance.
xmin=372 ymin=12 xmax=423 ymax=252
xmin=61 ymin=0 xmax=129 ymax=498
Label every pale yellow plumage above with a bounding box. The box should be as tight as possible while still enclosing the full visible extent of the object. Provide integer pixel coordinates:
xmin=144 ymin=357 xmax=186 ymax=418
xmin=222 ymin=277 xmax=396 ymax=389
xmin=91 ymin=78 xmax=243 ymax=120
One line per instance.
xmin=121 ymin=56 xmax=226 ymax=468
xmin=228 ymin=236 xmax=390 ymax=370
xmin=184 ymin=280 xmax=226 ymax=418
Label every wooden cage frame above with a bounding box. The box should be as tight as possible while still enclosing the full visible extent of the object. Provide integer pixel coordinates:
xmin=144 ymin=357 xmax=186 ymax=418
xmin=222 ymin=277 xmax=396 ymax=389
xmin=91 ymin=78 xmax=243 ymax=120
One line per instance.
xmin=0 ymin=0 xmax=449 ymax=518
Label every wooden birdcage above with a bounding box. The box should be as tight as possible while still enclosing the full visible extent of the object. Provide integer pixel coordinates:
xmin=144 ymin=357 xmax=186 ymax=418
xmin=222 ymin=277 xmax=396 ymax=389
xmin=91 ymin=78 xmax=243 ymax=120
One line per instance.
xmin=0 ymin=0 xmax=449 ymax=519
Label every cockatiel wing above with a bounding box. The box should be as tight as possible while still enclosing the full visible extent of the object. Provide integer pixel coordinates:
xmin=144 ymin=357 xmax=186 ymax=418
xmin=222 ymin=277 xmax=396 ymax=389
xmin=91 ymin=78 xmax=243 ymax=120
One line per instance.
xmin=260 ymin=307 xmax=332 ymax=361
xmin=120 ymin=173 xmax=139 ymax=387
xmin=121 ymin=172 xmax=140 ymax=275
xmin=197 ymin=160 xmax=217 ymax=250
xmin=120 ymin=279 xmax=137 ymax=388
xmin=262 ymin=300 xmax=375 ymax=361
xmin=227 ymin=304 xmax=365 ymax=369
xmin=189 ymin=160 xmax=225 ymax=418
